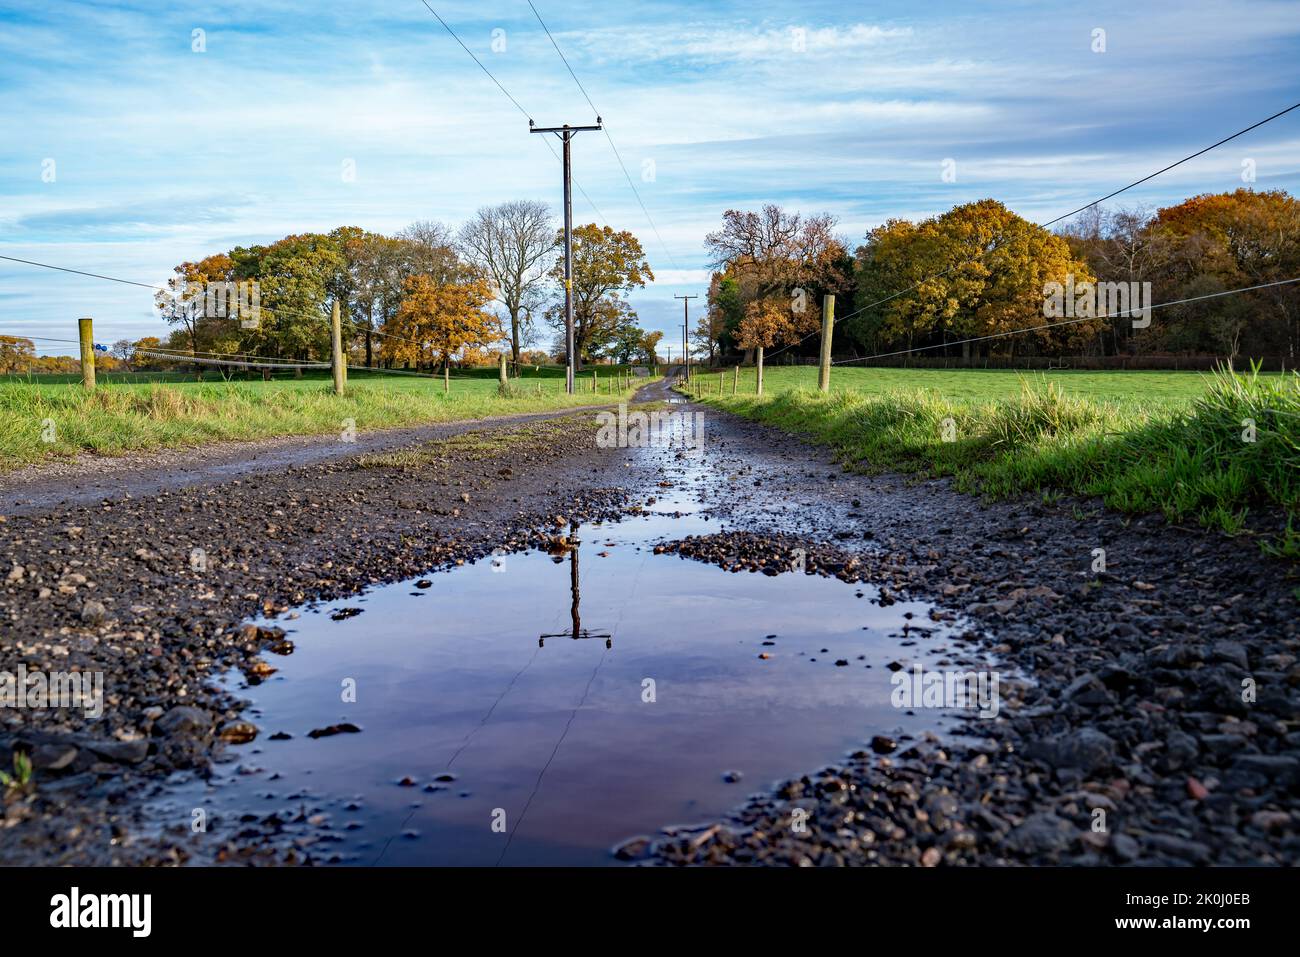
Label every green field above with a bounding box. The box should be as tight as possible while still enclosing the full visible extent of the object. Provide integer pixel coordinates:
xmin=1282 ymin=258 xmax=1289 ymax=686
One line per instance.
xmin=689 ymin=365 xmax=1251 ymax=410
xmin=0 ymin=366 xmax=653 ymax=469
xmin=684 ymin=365 xmax=1300 ymax=554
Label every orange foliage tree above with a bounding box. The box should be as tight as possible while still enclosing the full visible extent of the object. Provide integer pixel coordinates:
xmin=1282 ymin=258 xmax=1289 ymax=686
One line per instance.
xmin=383 ymin=275 xmax=501 ymax=370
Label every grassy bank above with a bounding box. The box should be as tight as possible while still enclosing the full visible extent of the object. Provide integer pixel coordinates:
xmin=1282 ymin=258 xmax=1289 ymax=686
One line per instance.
xmin=689 ymin=367 xmax=1300 ymax=554
xmin=0 ymin=367 xmax=655 ymax=469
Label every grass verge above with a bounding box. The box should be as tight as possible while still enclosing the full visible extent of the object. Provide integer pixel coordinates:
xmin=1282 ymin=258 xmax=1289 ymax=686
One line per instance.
xmin=0 ymin=371 xmax=656 ymax=470
xmin=690 ymin=366 xmax=1300 ymax=555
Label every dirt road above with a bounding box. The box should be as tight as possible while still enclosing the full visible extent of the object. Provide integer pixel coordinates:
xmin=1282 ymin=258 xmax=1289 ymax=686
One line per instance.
xmin=1 ymin=378 xmax=1296 ymax=865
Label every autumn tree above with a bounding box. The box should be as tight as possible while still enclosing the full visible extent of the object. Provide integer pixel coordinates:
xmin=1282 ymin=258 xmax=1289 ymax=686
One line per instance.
xmin=1059 ymin=206 xmax=1169 ymax=354
xmin=459 ymin=200 xmax=554 ymax=365
xmin=155 ymin=252 xmax=236 ymax=372
xmin=341 ymin=232 xmax=400 ymax=368
xmin=230 ymin=234 xmax=342 ymax=362
xmin=849 ymin=217 xmax=953 ymax=353
xmin=850 ymin=200 xmax=1097 ymax=359
xmin=948 ymin=202 xmax=1099 ymax=355
xmin=735 ymin=294 xmax=822 ymax=352
xmin=398 ymin=221 xmax=462 ymax=285
xmin=384 ymin=275 xmax=500 ymax=371
xmin=547 ymin=224 xmax=653 ymax=368
xmin=704 ymin=205 xmax=851 ymax=360
xmin=735 ymin=294 xmax=821 ymax=393
xmin=0 ymin=335 xmax=35 ymax=373
xmin=603 ymin=318 xmax=660 ymax=365
xmin=127 ymin=337 xmax=166 ymax=369
xmin=705 ymin=273 xmax=746 ymax=356
xmin=641 ymin=329 xmax=664 ymax=365
xmin=1150 ymin=189 xmax=1300 ymax=360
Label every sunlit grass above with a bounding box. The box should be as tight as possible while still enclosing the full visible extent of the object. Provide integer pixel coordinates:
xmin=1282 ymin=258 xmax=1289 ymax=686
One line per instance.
xmin=701 ymin=364 xmax=1261 ymax=409
xmin=0 ymin=367 xmax=654 ymax=469
xmin=691 ymin=365 xmax=1300 ymax=546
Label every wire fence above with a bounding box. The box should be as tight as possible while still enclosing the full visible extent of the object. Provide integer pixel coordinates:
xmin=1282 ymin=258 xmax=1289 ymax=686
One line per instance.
xmin=0 ymin=332 xmax=652 ymax=391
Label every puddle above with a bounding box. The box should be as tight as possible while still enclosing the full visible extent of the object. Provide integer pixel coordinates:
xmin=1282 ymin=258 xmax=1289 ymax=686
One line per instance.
xmin=151 ymin=423 xmax=978 ymax=865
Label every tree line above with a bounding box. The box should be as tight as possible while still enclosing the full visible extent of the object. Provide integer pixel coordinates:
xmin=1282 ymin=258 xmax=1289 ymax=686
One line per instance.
xmin=700 ymin=188 xmax=1300 ymax=364
xmin=73 ymin=203 xmax=661 ymax=376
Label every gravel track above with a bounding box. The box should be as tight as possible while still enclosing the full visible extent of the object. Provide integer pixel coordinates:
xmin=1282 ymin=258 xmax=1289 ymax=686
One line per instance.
xmin=2 ymin=379 xmax=1296 ymax=866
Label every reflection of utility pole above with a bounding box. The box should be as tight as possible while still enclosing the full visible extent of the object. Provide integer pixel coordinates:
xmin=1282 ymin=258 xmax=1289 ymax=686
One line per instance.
xmin=675 ymin=294 xmax=697 ymax=381
xmin=539 ymin=524 xmax=611 ymax=649
xmin=530 ymin=119 xmax=602 ymax=395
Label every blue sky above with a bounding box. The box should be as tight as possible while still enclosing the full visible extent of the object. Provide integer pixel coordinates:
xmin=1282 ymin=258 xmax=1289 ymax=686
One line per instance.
xmin=2 ymin=0 xmax=1299 ymax=354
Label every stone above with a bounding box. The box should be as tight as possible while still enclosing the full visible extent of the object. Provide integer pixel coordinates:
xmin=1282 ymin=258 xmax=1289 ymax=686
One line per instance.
xmin=156 ymin=706 xmax=211 ymax=736
xmin=612 ymin=836 xmax=653 ymax=861
xmin=80 ymin=600 xmax=107 ymax=624
xmin=82 ymin=738 xmax=149 ymax=764
xmin=1034 ymin=728 xmax=1117 ymax=775
xmin=29 ymin=743 xmax=78 ymax=771
xmin=1002 ymin=813 xmax=1075 ymax=855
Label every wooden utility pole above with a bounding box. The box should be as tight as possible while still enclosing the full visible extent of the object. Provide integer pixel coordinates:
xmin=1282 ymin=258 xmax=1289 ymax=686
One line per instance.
xmin=530 ymin=119 xmax=602 ymax=394
xmin=76 ymin=319 xmax=95 ymax=390
xmin=818 ymin=294 xmax=835 ymax=392
xmin=78 ymin=317 xmax=96 ymax=391
xmin=330 ymin=301 xmax=345 ymax=395
xmin=675 ymin=294 xmax=697 ymax=381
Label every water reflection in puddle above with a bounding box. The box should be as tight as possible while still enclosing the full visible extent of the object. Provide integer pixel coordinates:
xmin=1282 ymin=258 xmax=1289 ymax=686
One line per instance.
xmin=158 ymin=430 xmax=972 ymax=866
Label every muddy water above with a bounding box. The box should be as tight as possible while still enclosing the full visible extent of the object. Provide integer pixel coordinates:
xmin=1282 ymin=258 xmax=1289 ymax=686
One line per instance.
xmin=157 ymin=413 xmax=971 ymax=865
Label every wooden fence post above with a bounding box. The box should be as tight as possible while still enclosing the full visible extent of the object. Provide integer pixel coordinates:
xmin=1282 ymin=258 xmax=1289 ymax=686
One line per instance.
xmin=330 ymin=301 xmax=345 ymax=395
xmin=818 ymin=294 xmax=835 ymax=392
xmin=499 ymin=352 xmax=509 ymax=395
xmin=78 ymin=317 xmax=96 ymax=391
xmin=756 ymin=346 xmax=764 ymax=396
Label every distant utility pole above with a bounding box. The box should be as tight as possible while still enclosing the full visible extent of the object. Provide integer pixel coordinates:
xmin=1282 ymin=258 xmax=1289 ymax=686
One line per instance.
xmin=675 ymin=294 xmax=697 ymax=381
xmin=530 ymin=118 xmax=602 ymax=394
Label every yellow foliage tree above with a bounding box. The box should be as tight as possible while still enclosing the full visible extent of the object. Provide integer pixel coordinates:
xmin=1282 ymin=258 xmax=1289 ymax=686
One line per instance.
xmin=735 ymin=294 xmax=821 ymax=351
xmin=383 ymin=275 xmax=501 ymax=370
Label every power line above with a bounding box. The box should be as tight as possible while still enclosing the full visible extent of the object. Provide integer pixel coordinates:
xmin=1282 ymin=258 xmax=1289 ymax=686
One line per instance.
xmin=0 ymin=333 xmax=82 ymax=345
xmin=418 ymin=0 xmax=532 ymax=122
xmin=496 ymin=646 xmax=608 ymax=866
xmin=134 ymin=350 xmax=331 ymax=370
xmin=0 ymin=254 xmax=164 ymax=291
xmin=414 ymin=0 xmax=607 ymax=226
xmin=762 ymin=97 xmax=1300 ymax=363
xmin=1039 ymin=99 xmax=1300 ymax=230
xmin=137 ymin=345 xmax=315 ymax=363
xmin=526 ymin=0 xmax=680 ymax=271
